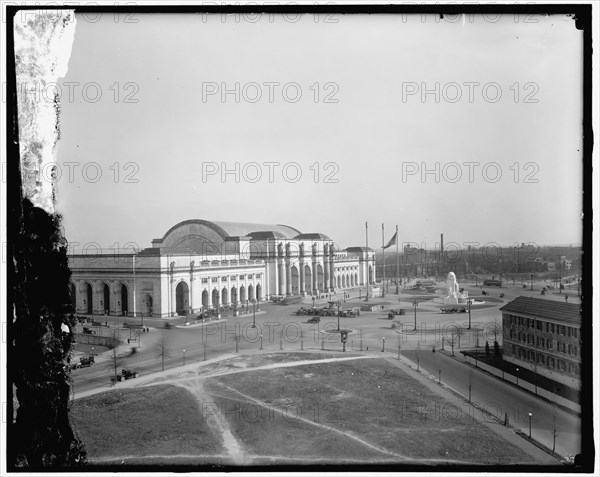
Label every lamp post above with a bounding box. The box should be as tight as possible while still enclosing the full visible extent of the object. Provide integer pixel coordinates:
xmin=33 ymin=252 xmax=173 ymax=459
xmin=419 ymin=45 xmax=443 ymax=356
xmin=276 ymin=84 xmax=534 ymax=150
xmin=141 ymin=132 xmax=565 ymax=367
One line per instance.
xmin=413 ymin=299 xmax=418 ymax=331
xmin=251 ymin=299 xmax=256 ymax=328
xmin=91 ymin=346 xmax=95 ymax=356
xmin=312 ymin=296 xmax=315 ymax=309
xmin=183 ymin=349 xmax=186 ymax=366
xmin=337 ymin=300 xmax=341 ymax=331
xmin=530 ymin=274 xmax=533 ymax=291
xmin=260 ymin=334 xmax=263 ymax=350
xmin=467 ymin=299 xmax=472 ymax=330
xmin=516 ymin=367 xmax=519 ymax=386
xmin=528 ymin=412 xmax=532 ymax=438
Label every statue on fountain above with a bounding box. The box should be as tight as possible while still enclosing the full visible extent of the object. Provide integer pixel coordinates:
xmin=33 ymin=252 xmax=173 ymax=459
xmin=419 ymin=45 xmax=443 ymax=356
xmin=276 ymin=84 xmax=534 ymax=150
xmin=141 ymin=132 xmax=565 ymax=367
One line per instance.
xmin=443 ymin=272 xmax=469 ymax=305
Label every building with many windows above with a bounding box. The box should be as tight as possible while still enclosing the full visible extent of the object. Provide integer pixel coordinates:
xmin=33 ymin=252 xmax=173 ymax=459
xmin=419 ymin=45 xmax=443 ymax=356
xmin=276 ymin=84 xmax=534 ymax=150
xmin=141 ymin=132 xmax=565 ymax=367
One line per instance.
xmin=68 ymin=219 xmax=376 ymax=318
xmin=501 ymin=296 xmax=581 ymax=390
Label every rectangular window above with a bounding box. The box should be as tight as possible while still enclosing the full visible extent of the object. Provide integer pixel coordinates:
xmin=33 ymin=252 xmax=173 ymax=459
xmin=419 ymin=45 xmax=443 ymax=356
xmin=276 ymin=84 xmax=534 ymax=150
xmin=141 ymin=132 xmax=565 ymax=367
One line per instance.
xmin=512 ymin=345 xmax=516 ymax=354
xmin=567 ymin=327 xmax=571 ymax=338
xmin=550 ymin=323 xmax=555 ymax=333
xmin=222 ymin=276 xmax=227 ymax=282
xmin=256 ymin=273 xmax=262 ymax=278
xmin=546 ymin=322 xmax=549 ymax=333
xmin=573 ymin=328 xmax=578 ymax=339
xmin=247 ymin=274 xmax=253 ymax=279
xmin=573 ymin=346 xmax=578 ymax=356
xmin=558 ymin=360 xmax=565 ymax=371
xmin=239 ymin=275 xmax=245 ymax=280
xmin=231 ymin=276 xmax=237 ymax=280
xmin=537 ymin=321 xmax=542 ymax=331
xmin=211 ymin=277 xmax=218 ymax=283
xmin=201 ymin=278 xmax=208 ymax=284
xmin=547 ymin=339 xmax=553 ymax=350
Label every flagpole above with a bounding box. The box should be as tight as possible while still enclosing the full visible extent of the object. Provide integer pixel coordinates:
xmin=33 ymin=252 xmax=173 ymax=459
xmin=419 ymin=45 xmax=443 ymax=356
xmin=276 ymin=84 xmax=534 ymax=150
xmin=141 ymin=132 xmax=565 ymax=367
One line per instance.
xmin=382 ymin=224 xmax=385 ymax=298
xmin=396 ymin=224 xmax=399 ymax=294
xmin=365 ymin=222 xmax=369 ymax=302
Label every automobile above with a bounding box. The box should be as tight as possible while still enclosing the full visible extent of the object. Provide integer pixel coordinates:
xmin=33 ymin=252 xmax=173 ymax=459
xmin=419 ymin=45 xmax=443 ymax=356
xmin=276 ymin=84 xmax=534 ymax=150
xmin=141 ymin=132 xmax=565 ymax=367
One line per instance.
xmin=307 ymin=316 xmax=320 ymax=323
xmin=82 ymin=327 xmax=96 ymax=335
xmin=79 ymin=355 xmax=95 ymax=368
xmin=541 ymin=289 xmax=546 ymax=295
xmin=481 ymin=290 xmax=488 ymax=296
xmin=499 ymin=293 xmax=505 ymax=298
xmin=112 ymin=369 xmax=139 ymax=382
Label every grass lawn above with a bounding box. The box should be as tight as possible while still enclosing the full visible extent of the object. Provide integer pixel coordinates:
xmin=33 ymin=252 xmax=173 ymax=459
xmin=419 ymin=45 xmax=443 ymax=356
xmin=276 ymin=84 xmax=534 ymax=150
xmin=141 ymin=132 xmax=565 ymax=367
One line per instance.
xmin=71 ymin=384 xmax=223 ymax=459
xmin=208 ymin=358 xmax=535 ymax=464
xmin=72 ymin=353 xmax=545 ymax=466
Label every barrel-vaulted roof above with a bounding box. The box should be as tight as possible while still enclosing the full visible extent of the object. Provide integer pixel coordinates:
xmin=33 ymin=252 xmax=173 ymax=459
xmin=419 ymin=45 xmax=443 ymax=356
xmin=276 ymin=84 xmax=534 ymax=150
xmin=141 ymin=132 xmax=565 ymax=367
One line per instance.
xmin=154 ymin=220 xmax=302 ymax=253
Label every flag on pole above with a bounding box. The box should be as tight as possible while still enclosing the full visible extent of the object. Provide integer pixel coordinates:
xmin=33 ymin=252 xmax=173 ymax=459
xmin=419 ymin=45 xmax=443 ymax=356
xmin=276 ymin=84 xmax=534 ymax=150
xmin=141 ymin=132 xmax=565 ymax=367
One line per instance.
xmin=383 ymin=231 xmax=398 ymax=249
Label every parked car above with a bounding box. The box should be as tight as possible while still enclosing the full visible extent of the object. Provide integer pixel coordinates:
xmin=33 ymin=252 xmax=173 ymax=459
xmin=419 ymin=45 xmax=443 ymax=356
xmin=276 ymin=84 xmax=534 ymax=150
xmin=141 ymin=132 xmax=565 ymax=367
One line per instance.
xmin=82 ymin=327 xmax=96 ymax=335
xmin=307 ymin=316 xmax=320 ymax=323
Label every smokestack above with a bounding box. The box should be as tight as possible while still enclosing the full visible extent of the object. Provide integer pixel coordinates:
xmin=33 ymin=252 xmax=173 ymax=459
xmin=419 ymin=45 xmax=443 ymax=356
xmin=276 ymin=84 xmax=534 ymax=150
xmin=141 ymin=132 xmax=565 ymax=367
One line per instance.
xmin=440 ymin=233 xmax=444 ymax=259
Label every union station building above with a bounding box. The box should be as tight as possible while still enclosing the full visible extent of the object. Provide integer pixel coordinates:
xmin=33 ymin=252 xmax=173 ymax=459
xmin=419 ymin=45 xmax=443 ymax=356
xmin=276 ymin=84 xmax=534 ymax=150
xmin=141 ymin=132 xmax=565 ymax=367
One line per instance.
xmin=68 ymin=219 xmax=376 ymax=318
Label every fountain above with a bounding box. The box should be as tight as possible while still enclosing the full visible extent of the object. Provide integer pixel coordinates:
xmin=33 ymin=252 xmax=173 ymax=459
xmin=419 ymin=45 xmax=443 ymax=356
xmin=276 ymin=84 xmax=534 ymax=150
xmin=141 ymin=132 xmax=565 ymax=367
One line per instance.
xmin=434 ymin=272 xmax=471 ymax=305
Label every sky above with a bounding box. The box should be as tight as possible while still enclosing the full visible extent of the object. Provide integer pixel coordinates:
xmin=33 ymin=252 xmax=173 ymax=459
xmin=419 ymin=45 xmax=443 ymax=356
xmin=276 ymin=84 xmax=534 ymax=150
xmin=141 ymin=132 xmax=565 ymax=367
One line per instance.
xmin=53 ymin=12 xmax=584 ymax=254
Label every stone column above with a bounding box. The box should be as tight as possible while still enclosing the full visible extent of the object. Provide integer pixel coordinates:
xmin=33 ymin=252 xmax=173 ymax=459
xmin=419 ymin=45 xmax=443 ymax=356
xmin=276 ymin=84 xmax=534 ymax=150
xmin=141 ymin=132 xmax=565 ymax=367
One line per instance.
xmin=286 ymin=260 xmax=292 ymax=295
xmin=171 ymin=278 xmax=177 ymax=317
xmin=299 ymin=260 xmax=305 ymax=295
xmin=324 ymin=256 xmax=330 ymax=291
xmin=312 ymin=259 xmax=318 ymax=295
xmin=112 ymin=281 xmax=120 ymax=315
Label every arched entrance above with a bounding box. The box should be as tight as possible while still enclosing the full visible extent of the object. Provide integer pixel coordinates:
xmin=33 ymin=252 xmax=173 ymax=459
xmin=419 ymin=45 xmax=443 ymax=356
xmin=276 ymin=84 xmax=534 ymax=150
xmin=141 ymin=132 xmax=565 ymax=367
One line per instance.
xmin=120 ymin=283 xmax=129 ymax=315
xmin=305 ymin=265 xmax=312 ymax=294
xmin=221 ymin=287 xmax=229 ymax=305
xmin=248 ymin=284 xmax=254 ymax=301
xmin=291 ymin=266 xmax=299 ymax=295
xmin=202 ymin=290 xmax=209 ymax=308
xmin=69 ymin=282 xmax=76 ymax=312
xmin=256 ymin=284 xmax=262 ymax=301
xmin=317 ymin=264 xmax=324 ymax=292
xmin=176 ymin=281 xmax=189 ymax=315
xmin=144 ymin=293 xmax=153 ymax=316
xmin=212 ymin=289 xmax=220 ymax=308
xmin=240 ymin=285 xmax=246 ymax=303
xmin=85 ymin=282 xmax=93 ymax=314
xmin=103 ymin=283 xmax=110 ymax=315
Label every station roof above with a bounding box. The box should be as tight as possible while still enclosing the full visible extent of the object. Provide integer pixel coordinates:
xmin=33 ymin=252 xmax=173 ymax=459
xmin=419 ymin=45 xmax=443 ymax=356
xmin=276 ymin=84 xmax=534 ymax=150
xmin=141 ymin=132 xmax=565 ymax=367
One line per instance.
xmin=499 ymin=296 xmax=581 ymax=326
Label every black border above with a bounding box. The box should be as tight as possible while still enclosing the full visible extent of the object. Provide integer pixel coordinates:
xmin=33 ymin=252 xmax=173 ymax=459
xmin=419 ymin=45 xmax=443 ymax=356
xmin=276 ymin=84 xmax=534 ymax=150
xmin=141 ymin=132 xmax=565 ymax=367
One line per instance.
xmin=5 ymin=3 xmax=594 ymax=473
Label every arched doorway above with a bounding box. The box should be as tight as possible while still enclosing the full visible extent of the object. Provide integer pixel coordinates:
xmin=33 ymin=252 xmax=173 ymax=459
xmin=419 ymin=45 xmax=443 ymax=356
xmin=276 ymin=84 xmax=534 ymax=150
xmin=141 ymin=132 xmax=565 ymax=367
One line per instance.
xmin=231 ymin=286 xmax=238 ymax=305
xmin=144 ymin=293 xmax=153 ymax=316
xmin=291 ymin=266 xmax=299 ymax=295
xmin=69 ymin=282 xmax=76 ymax=312
xmin=212 ymin=289 xmax=219 ymax=308
xmin=305 ymin=265 xmax=313 ymax=294
xmin=202 ymin=290 xmax=209 ymax=308
xmin=85 ymin=282 xmax=93 ymax=314
xmin=120 ymin=283 xmax=129 ymax=315
xmin=256 ymin=284 xmax=262 ymax=301
xmin=103 ymin=283 xmax=110 ymax=315
xmin=176 ymin=281 xmax=189 ymax=315
xmin=317 ymin=264 xmax=324 ymax=292
xmin=369 ymin=266 xmax=373 ymax=285
xmin=342 ymin=275 xmax=346 ymax=288
xmin=240 ymin=285 xmax=246 ymax=303
xmin=248 ymin=284 xmax=254 ymax=301
xmin=221 ymin=287 xmax=229 ymax=305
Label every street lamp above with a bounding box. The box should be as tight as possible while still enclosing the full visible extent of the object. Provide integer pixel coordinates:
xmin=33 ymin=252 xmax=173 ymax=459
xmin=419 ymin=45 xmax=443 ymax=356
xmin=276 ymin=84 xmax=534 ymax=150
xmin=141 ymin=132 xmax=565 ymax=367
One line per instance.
xmin=251 ymin=299 xmax=256 ymax=328
xmin=312 ymin=296 xmax=315 ymax=309
xmin=530 ymin=274 xmax=533 ymax=291
xmin=337 ymin=300 xmax=341 ymax=331
xmin=516 ymin=367 xmax=519 ymax=386
xmin=528 ymin=412 xmax=532 ymax=438
xmin=467 ymin=299 xmax=472 ymax=329
xmin=260 ymin=334 xmax=263 ymax=350
xmin=413 ymin=299 xmax=418 ymax=331
xmin=91 ymin=346 xmax=95 ymax=356
xmin=183 ymin=349 xmax=186 ymax=366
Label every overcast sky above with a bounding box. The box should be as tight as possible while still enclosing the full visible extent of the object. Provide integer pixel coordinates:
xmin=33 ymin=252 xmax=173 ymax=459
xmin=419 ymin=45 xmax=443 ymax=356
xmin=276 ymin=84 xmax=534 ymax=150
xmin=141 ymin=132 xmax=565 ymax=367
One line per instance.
xmin=54 ymin=12 xmax=583 ymax=254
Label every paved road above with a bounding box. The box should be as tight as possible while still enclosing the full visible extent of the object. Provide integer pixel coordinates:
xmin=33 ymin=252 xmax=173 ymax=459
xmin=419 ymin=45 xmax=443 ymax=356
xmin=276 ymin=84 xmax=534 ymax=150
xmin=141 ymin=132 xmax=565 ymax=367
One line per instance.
xmin=401 ymin=347 xmax=580 ymax=460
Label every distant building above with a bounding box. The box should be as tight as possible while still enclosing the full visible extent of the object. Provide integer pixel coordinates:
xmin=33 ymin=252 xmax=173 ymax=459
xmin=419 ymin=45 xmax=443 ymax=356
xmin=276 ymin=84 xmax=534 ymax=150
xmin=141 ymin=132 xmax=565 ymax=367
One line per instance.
xmin=501 ymin=297 xmax=581 ymax=390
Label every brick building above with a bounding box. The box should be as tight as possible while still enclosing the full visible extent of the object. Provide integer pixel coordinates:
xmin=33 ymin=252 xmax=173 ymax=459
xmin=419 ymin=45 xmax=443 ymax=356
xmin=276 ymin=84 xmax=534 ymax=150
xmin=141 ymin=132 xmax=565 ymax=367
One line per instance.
xmin=501 ymin=296 xmax=581 ymax=390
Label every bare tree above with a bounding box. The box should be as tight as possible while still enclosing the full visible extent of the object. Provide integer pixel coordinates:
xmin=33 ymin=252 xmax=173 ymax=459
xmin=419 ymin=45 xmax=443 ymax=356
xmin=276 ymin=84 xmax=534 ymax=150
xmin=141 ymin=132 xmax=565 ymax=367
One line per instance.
xmin=486 ymin=319 xmax=503 ymax=343
xmin=107 ymin=345 xmax=126 ymax=384
xmin=156 ymin=332 xmax=172 ymax=372
xmin=453 ymin=324 xmax=466 ymax=349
